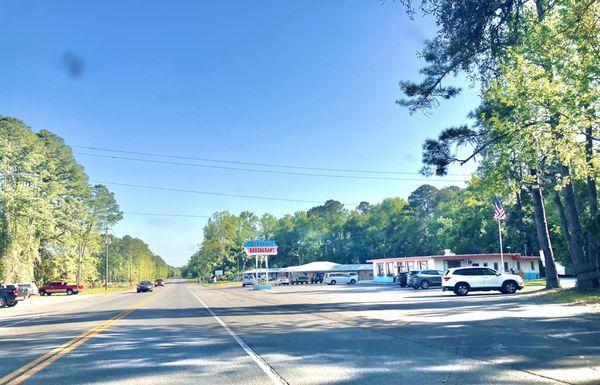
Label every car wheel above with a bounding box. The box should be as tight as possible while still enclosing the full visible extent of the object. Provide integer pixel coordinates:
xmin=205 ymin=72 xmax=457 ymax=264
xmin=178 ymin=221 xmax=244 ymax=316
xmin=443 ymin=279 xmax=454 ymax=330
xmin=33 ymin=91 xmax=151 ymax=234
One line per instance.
xmin=400 ymin=283 xmax=406 ymax=287
xmin=7 ymin=300 xmax=17 ymax=307
xmin=350 ymin=279 xmax=356 ymax=285
xmin=66 ymin=289 xmax=74 ymax=295
xmin=454 ymin=283 xmax=470 ymax=296
xmin=39 ymin=290 xmax=46 ymax=296
xmin=0 ymin=297 xmax=5 ymax=307
xmin=420 ymin=280 xmax=430 ymax=290
xmin=330 ymin=280 xmax=336 ymax=285
xmin=502 ymin=281 xmax=518 ymax=294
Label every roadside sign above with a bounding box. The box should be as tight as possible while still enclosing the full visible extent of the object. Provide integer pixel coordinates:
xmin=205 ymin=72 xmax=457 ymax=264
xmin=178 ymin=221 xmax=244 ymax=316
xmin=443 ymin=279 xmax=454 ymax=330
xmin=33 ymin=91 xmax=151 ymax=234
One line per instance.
xmin=244 ymin=240 xmax=278 ymax=255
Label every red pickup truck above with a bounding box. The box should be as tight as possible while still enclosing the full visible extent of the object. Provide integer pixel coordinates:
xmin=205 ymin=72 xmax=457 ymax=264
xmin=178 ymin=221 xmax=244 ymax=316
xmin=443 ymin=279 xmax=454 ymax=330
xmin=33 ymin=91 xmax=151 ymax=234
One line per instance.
xmin=39 ymin=281 xmax=84 ymax=296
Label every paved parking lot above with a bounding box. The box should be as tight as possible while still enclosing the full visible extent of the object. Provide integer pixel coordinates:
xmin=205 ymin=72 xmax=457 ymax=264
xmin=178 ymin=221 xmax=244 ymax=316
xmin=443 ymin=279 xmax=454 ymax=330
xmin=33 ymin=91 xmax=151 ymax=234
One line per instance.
xmin=197 ymin=282 xmax=599 ymax=384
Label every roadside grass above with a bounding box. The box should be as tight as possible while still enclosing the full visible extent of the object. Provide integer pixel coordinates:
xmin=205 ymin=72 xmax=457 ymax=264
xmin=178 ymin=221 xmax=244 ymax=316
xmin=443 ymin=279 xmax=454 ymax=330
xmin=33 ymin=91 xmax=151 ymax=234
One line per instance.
xmin=81 ymin=286 xmax=135 ymax=295
xmin=525 ymin=279 xmax=547 ymax=287
xmin=201 ymin=281 xmax=241 ymax=287
xmin=543 ymin=288 xmax=600 ymax=304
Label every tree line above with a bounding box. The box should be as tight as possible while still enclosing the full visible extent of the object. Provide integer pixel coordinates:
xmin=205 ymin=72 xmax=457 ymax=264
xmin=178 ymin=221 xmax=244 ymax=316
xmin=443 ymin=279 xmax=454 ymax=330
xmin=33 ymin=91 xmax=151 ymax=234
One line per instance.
xmin=181 ymin=180 xmax=570 ymax=279
xmin=0 ymin=116 xmax=176 ymax=286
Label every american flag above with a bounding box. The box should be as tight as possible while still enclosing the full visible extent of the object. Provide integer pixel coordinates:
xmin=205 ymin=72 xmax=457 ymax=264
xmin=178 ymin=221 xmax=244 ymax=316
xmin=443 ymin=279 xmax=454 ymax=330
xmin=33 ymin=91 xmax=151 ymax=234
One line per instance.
xmin=493 ymin=197 xmax=507 ymax=221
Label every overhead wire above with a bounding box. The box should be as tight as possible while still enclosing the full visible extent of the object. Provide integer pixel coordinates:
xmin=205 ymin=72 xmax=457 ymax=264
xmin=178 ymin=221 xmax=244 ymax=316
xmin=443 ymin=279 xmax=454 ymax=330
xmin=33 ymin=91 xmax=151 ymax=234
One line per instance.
xmin=75 ymin=152 xmax=468 ymax=183
xmin=73 ymin=145 xmax=471 ymax=177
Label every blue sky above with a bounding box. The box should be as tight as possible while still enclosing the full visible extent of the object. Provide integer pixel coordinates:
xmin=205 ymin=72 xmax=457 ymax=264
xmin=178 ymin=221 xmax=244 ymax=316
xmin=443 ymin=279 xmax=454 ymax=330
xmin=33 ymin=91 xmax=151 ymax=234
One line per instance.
xmin=0 ymin=1 xmax=479 ymax=266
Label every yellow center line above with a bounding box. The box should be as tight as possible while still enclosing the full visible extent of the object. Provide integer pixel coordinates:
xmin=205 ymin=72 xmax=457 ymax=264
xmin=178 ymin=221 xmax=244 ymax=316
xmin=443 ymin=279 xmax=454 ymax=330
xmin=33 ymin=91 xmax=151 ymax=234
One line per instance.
xmin=0 ymin=287 xmax=165 ymax=385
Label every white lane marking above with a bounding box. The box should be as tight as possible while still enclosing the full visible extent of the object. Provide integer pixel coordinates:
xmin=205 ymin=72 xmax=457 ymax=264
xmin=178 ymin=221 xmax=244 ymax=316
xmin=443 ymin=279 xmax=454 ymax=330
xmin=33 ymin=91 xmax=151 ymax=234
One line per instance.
xmin=185 ymin=285 xmax=288 ymax=385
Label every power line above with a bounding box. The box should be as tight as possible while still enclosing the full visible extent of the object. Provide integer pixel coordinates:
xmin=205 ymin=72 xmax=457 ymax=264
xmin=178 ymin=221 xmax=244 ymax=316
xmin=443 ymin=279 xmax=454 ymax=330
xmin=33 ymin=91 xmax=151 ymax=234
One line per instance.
xmin=76 ymin=152 xmax=468 ymax=183
xmin=91 ymin=180 xmax=351 ymax=205
xmin=73 ymin=145 xmax=471 ymax=177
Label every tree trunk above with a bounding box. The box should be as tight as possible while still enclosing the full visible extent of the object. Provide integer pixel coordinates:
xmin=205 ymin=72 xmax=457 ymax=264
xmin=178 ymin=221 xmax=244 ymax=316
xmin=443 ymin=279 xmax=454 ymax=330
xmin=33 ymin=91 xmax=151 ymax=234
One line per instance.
xmin=584 ymin=127 xmax=599 ymax=287
xmin=559 ymin=165 xmax=599 ymax=290
xmin=552 ymin=190 xmax=573 ymax=258
xmin=514 ymin=189 xmax=533 ymax=254
xmin=529 ymin=175 xmax=560 ymax=289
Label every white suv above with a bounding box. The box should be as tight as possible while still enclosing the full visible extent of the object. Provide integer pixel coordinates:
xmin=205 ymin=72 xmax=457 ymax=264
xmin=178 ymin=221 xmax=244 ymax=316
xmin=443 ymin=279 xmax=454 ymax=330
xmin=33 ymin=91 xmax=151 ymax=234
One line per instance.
xmin=324 ymin=273 xmax=356 ymax=285
xmin=442 ymin=267 xmax=524 ymax=296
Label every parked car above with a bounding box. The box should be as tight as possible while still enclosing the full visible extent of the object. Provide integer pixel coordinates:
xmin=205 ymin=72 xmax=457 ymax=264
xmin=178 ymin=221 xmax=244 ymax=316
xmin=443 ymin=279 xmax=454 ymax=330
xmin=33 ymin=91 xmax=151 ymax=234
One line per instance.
xmin=137 ymin=281 xmax=153 ymax=293
xmin=275 ymin=276 xmax=290 ymax=285
xmin=242 ymin=275 xmax=255 ymax=287
xmin=155 ymin=279 xmax=165 ymax=287
xmin=18 ymin=283 xmax=39 ymax=297
xmin=396 ymin=271 xmax=416 ymax=287
xmin=311 ymin=273 xmax=324 ymax=284
xmin=0 ymin=284 xmax=18 ymax=307
xmin=408 ymin=270 xmax=444 ymax=289
xmin=442 ymin=267 xmax=524 ymax=296
xmin=324 ymin=272 xmax=356 ymax=285
xmin=39 ymin=281 xmax=84 ymax=296
xmin=290 ymin=273 xmax=309 ymax=285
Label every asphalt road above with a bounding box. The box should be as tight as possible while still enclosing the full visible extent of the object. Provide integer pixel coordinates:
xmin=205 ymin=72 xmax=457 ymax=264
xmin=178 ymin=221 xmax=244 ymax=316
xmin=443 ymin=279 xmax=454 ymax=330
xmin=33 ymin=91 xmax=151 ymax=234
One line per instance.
xmin=0 ymin=281 xmax=598 ymax=385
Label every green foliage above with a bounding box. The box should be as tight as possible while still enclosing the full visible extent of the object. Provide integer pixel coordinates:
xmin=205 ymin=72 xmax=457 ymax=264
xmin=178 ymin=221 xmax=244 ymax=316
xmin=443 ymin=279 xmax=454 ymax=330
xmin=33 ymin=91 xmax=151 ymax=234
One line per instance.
xmin=0 ymin=116 xmax=174 ymax=286
xmin=183 ymin=183 xmax=556 ymax=278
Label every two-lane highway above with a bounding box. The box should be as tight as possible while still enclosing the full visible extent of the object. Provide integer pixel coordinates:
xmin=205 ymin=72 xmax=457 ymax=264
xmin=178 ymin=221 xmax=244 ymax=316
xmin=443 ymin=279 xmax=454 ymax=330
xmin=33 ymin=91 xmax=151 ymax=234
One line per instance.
xmin=0 ymin=282 xmax=274 ymax=385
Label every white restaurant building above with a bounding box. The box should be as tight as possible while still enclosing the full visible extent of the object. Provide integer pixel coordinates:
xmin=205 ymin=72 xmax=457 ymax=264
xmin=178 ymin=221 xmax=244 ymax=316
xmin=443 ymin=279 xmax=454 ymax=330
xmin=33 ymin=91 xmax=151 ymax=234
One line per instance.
xmin=368 ymin=253 xmax=542 ymax=283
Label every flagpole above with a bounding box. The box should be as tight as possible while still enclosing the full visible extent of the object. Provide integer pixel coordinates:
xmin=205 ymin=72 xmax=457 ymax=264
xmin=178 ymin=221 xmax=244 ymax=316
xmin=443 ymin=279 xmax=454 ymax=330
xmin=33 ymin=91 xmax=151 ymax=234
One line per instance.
xmin=498 ymin=219 xmax=505 ymax=272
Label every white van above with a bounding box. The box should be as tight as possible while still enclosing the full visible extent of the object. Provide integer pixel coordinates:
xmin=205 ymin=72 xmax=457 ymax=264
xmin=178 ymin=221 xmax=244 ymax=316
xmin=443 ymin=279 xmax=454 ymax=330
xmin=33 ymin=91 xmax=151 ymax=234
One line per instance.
xmin=324 ymin=272 xmax=356 ymax=285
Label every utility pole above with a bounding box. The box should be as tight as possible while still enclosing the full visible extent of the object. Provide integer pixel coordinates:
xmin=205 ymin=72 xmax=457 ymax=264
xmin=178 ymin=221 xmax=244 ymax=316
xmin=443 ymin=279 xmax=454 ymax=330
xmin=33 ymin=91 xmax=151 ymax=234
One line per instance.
xmin=104 ymin=227 xmax=109 ymax=291
xmin=128 ymin=249 xmax=132 ymax=286
xmin=196 ymin=256 xmax=200 ymax=284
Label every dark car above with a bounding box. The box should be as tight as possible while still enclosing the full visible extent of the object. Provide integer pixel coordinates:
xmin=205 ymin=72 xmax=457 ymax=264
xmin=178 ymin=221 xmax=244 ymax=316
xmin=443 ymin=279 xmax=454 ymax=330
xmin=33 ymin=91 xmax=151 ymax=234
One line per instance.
xmin=396 ymin=271 xmax=417 ymax=287
xmin=290 ymin=273 xmax=309 ymax=285
xmin=311 ymin=273 xmax=324 ymax=284
xmin=0 ymin=284 xmax=19 ymax=308
xmin=137 ymin=281 xmax=154 ymax=293
xmin=155 ymin=279 xmax=165 ymax=287
xmin=408 ymin=270 xmax=444 ymax=289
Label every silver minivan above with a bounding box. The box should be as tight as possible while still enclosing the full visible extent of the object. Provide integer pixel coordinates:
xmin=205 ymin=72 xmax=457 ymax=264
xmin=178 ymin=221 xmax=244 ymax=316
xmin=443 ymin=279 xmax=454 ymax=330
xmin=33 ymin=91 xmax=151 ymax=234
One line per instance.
xmin=324 ymin=273 xmax=357 ymax=285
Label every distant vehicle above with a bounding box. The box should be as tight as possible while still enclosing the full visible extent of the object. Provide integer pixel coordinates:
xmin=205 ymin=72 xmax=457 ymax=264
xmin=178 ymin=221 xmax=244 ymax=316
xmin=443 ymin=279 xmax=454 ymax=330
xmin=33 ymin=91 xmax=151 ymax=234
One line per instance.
xmin=155 ymin=279 xmax=165 ymax=287
xmin=0 ymin=285 xmax=18 ymax=308
xmin=408 ymin=270 xmax=444 ymax=289
xmin=442 ymin=267 xmax=524 ymax=296
xmin=242 ymin=275 xmax=255 ymax=287
xmin=137 ymin=281 xmax=153 ymax=293
xmin=324 ymin=273 xmax=356 ymax=285
xmin=311 ymin=272 xmax=324 ymax=284
xmin=290 ymin=273 xmax=309 ymax=285
xmin=39 ymin=281 xmax=84 ymax=296
xmin=275 ymin=276 xmax=290 ymax=285
xmin=18 ymin=283 xmax=39 ymax=297
xmin=396 ymin=271 xmax=416 ymax=287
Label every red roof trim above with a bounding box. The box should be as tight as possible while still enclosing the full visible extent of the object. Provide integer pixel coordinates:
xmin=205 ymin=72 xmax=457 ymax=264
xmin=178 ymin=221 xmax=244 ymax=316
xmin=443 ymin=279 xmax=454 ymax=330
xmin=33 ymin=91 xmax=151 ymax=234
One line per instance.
xmin=368 ymin=253 xmax=540 ymax=263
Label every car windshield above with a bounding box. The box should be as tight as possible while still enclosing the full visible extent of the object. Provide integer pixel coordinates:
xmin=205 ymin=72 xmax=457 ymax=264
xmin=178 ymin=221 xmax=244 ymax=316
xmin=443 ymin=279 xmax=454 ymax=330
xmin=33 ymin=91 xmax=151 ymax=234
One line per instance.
xmin=1 ymin=2 xmax=592 ymax=383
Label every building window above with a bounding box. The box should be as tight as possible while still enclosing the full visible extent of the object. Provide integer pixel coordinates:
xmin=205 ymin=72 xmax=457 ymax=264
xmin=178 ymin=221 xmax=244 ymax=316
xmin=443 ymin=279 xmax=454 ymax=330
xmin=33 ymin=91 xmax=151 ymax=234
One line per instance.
xmin=387 ymin=262 xmax=395 ymax=276
xmin=517 ymin=261 xmax=521 ymax=270
xmin=494 ymin=262 xmax=499 ymax=270
xmin=531 ymin=261 xmax=535 ymax=270
xmin=504 ymin=262 xmax=509 ymax=272
xmin=377 ymin=263 xmax=384 ymax=276
xmin=483 ymin=262 xmax=488 ymax=267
